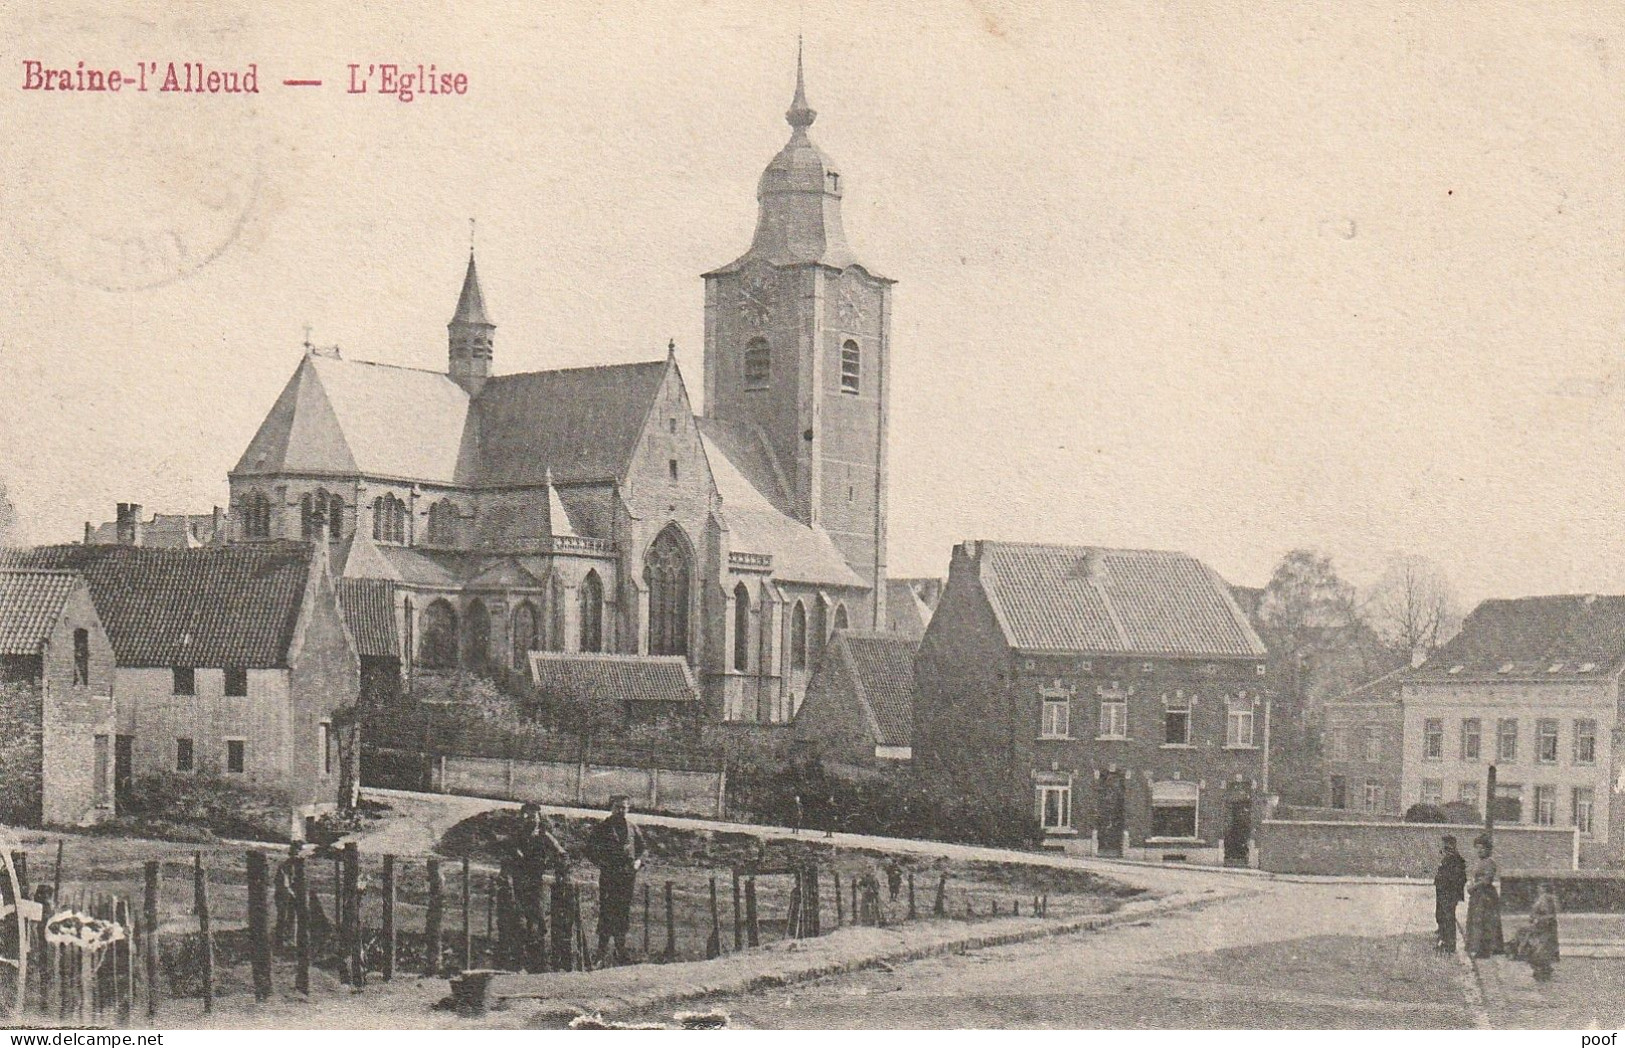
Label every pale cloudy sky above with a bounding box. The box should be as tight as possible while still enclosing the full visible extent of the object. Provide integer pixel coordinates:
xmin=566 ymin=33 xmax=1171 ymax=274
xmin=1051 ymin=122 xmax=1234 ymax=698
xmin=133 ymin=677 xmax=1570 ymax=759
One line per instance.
xmin=2 ymin=1 xmax=1622 ymax=605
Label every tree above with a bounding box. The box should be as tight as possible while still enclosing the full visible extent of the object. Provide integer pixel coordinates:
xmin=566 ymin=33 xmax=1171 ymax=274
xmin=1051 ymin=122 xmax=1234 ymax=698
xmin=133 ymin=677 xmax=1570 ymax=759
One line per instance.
xmin=1253 ymin=550 xmax=1388 ymax=803
xmin=1364 ymin=553 xmax=1461 ymax=668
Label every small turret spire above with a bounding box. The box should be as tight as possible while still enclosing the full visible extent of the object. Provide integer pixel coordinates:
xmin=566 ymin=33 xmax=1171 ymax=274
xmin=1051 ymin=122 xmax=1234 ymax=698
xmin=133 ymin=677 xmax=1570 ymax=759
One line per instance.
xmin=786 ymin=37 xmax=816 ymax=129
xmin=448 ymin=241 xmax=495 ymax=393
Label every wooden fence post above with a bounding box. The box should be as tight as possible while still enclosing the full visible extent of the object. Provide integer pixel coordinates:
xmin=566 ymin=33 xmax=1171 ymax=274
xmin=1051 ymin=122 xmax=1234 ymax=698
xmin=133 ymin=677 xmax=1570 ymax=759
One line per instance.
xmin=850 ymin=879 xmax=859 ymax=926
xmin=833 ymin=868 xmax=844 ymax=927
xmin=293 ymin=859 xmax=311 ymax=995
xmin=51 ymin=841 xmax=63 ymax=905
xmin=246 ymin=850 xmax=273 ymax=1002
xmin=142 ymin=861 xmax=160 ymax=1019
xmin=484 ymin=872 xmax=494 ymax=968
xmin=642 ymin=883 xmax=650 ymax=959
xmin=934 ymin=872 xmax=947 ymax=916
xmin=908 ymin=872 xmax=917 ymax=920
xmin=706 ymin=877 xmax=721 ymax=959
xmin=381 ymin=855 xmax=396 ymax=981
xmin=9 ymin=851 xmax=26 ymax=894
xmin=461 ymin=855 xmax=473 ymax=973
xmin=807 ymin=865 xmax=821 ymax=936
xmin=333 ymin=854 xmax=343 ymax=932
xmin=745 ymin=876 xmax=759 ymax=947
xmin=663 ymin=881 xmax=676 ymax=962
xmin=424 ymin=858 xmax=444 ymax=976
xmin=732 ymin=871 xmax=742 ymax=950
xmin=115 ymin=897 xmax=132 ymax=1022
xmin=343 ymin=843 xmax=364 ymax=987
xmin=193 ymin=853 xmax=214 ymax=1014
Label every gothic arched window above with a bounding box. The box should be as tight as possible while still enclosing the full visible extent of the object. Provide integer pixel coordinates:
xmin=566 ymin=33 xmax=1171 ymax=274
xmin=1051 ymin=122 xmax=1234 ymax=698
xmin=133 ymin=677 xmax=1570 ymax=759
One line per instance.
xmin=326 ymin=494 xmax=344 ymax=539
xmin=464 ymin=599 xmax=491 ymax=670
xmin=372 ymin=494 xmax=406 ymax=544
xmin=743 ymin=338 xmax=770 ymax=391
xmin=579 ymin=571 xmax=604 ymax=653
xmin=733 ymin=582 xmax=751 ymax=672
xmin=644 ymin=524 xmax=692 ymax=657
xmin=832 ymin=603 xmax=849 ymax=636
xmin=242 ymin=490 xmax=271 ymax=539
xmin=301 ymin=493 xmax=316 ymax=539
xmin=418 ymin=599 xmax=458 ymax=670
xmin=426 ymin=498 xmax=459 ymax=547
xmin=791 ymin=601 xmax=808 ymax=671
xmin=511 ymin=600 xmax=539 ymax=671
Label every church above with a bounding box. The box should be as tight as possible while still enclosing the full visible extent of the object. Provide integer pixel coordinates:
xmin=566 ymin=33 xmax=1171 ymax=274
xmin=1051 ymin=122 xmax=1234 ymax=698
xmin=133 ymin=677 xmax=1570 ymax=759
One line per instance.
xmin=227 ymin=55 xmax=894 ymax=726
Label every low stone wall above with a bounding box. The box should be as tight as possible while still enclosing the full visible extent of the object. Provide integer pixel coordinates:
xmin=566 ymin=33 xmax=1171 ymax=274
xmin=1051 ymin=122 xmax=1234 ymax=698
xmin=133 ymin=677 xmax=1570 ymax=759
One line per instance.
xmin=1258 ymin=819 xmax=1577 ymax=877
xmin=1501 ymin=870 xmax=1625 ymax=913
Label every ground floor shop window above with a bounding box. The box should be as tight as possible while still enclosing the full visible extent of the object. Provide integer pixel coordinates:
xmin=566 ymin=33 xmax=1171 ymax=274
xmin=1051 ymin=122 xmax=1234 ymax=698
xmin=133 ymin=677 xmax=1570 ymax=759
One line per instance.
xmin=1150 ymin=780 xmax=1198 ymax=839
xmin=1036 ymin=784 xmax=1071 ymax=832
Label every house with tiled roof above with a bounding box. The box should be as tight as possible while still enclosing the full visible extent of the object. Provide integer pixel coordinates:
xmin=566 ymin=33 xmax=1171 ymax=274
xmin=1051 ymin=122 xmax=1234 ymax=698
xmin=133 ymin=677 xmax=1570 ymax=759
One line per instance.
xmin=1321 ymin=667 xmax=1406 ymax=817
xmin=224 ymin=55 xmax=889 ymax=729
xmin=790 ymin=630 xmax=918 ymax=773
xmin=528 ymin=651 xmax=700 ymax=730
xmin=1 ymin=543 xmax=359 ymax=837
xmin=915 ymin=541 xmax=1272 ymax=866
xmin=0 ymin=569 xmax=115 ymax=827
xmin=1401 ymin=594 xmax=1625 ymax=867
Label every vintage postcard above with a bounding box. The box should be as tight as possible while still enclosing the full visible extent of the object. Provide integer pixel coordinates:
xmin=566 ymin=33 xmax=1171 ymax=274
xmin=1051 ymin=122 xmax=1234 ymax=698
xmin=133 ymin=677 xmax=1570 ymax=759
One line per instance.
xmin=0 ymin=0 xmax=1621 ymax=1035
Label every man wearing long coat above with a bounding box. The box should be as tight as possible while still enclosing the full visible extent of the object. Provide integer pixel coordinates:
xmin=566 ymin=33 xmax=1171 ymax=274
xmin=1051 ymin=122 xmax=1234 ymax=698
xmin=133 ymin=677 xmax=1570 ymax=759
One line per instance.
xmin=1433 ymin=835 xmax=1467 ymax=952
xmin=585 ymin=795 xmax=645 ymax=964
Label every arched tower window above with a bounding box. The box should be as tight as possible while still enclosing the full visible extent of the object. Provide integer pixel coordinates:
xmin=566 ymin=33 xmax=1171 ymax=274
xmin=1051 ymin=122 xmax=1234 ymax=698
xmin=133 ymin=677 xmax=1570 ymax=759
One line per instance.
xmin=733 ymin=582 xmax=751 ymax=671
xmin=511 ymin=600 xmax=539 ymax=671
xmin=464 ymin=599 xmax=491 ymax=670
xmin=326 ymin=494 xmax=345 ymax=539
xmin=300 ymin=493 xmax=316 ymax=539
xmin=791 ymin=601 xmax=808 ymax=671
xmin=644 ymin=524 xmax=692 ymax=657
xmin=373 ymin=494 xmax=406 ymax=544
xmin=743 ymin=338 xmax=770 ymax=391
xmin=580 ymin=571 xmax=604 ymax=653
xmin=426 ymin=498 xmax=459 ymax=547
xmin=840 ymin=340 xmax=861 ymax=394
xmin=418 ymin=599 xmax=458 ymax=670
xmin=242 ymin=491 xmax=271 ymax=539
xmin=832 ymin=603 xmax=849 ymax=636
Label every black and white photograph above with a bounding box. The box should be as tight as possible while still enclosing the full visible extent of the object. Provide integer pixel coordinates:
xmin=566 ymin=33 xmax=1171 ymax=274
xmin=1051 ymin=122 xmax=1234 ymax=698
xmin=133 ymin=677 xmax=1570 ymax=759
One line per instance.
xmin=0 ymin=0 xmax=1622 ymax=1034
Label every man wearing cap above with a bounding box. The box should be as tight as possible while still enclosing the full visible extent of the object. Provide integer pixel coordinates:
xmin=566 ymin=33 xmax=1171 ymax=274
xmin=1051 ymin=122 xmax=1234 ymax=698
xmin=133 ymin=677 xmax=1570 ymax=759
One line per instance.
xmin=502 ymin=803 xmax=568 ymax=971
xmin=1432 ymin=834 xmax=1467 ymax=953
xmin=585 ymin=795 xmax=645 ymax=965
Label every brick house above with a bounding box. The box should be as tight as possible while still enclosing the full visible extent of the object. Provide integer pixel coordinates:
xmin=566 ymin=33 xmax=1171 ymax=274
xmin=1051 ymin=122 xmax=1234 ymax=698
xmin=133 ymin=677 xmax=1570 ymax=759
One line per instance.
xmin=0 ymin=569 xmax=116 ymax=827
xmin=915 ymin=541 xmax=1271 ymax=865
xmin=1401 ymin=595 xmax=1625 ymax=867
xmin=2 ymin=543 xmax=360 ymax=837
xmin=790 ymin=630 xmax=917 ymax=774
xmin=1321 ymin=668 xmax=1405 ymax=816
xmin=224 ymin=57 xmax=889 ymax=730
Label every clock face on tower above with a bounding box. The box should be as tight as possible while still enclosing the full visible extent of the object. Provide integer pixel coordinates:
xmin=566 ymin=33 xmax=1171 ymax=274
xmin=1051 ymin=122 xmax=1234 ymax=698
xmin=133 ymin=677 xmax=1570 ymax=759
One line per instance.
xmin=737 ymin=264 xmax=774 ymax=329
xmin=837 ymin=274 xmax=872 ymax=330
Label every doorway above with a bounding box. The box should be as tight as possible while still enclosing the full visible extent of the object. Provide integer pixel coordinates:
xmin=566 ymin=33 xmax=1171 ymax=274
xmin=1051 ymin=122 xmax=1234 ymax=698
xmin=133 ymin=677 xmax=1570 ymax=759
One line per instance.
xmin=1096 ymin=771 xmax=1126 ymax=857
xmin=1224 ymin=797 xmax=1252 ymax=866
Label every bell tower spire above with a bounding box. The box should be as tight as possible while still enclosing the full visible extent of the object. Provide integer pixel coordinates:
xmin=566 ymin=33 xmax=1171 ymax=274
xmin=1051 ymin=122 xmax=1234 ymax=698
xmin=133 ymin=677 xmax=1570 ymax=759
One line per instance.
xmin=787 ymin=37 xmax=816 ymax=129
xmin=448 ymin=232 xmax=494 ymax=394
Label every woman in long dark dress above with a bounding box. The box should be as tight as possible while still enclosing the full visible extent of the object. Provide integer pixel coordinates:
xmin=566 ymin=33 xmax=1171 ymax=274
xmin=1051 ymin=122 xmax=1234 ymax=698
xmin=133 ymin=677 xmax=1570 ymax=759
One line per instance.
xmin=1464 ymin=834 xmax=1505 ymax=958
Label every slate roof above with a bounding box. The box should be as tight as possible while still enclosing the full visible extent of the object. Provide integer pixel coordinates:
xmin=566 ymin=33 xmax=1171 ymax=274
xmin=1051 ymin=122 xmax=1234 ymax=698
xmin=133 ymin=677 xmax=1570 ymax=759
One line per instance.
xmin=1409 ymin=594 xmax=1625 ymax=682
xmin=836 ymin=631 xmax=918 ymax=748
xmin=337 ymin=577 xmax=398 ymax=659
xmin=0 ymin=569 xmax=81 ymax=655
xmin=967 ymin=541 xmax=1266 ymax=658
xmin=474 ymin=361 xmax=670 ymax=485
xmin=0 ymin=544 xmax=314 ymax=668
xmin=234 ymin=354 xmax=474 ymax=484
xmin=452 ymin=255 xmax=492 ymax=326
xmin=698 ymin=418 xmax=865 ymax=588
xmin=526 ymin=652 xmax=698 ymax=705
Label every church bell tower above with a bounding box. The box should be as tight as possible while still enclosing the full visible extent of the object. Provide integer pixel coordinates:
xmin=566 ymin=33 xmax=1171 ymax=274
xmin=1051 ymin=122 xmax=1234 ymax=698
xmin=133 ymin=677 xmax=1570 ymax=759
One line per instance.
xmin=448 ymin=251 xmax=494 ymax=394
xmin=702 ymin=46 xmax=893 ymax=626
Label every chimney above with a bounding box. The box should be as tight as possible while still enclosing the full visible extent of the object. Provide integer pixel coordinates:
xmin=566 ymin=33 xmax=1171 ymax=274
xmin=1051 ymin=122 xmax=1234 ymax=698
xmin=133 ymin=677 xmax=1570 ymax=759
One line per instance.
xmin=115 ymin=503 xmax=144 ymax=546
xmin=84 ymin=521 xmax=93 ymax=545
xmin=1082 ymin=549 xmax=1107 ymax=584
xmin=212 ymin=505 xmax=225 ymax=544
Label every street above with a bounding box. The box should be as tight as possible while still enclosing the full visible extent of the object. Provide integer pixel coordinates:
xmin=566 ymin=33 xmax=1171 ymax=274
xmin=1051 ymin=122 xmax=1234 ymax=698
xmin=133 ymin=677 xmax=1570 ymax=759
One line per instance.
xmin=686 ymin=879 xmax=1616 ymax=1030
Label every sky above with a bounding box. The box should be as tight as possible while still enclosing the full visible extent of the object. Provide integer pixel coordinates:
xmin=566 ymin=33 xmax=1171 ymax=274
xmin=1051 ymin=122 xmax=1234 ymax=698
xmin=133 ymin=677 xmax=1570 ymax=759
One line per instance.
xmin=2 ymin=1 xmax=1623 ymax=606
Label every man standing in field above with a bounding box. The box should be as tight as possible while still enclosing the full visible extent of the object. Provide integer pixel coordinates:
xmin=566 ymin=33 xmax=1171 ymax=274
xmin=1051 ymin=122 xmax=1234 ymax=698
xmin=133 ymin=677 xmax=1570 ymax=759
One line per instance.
xmin=585 ymin=795 xmax=645 ymax=965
